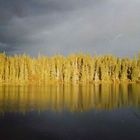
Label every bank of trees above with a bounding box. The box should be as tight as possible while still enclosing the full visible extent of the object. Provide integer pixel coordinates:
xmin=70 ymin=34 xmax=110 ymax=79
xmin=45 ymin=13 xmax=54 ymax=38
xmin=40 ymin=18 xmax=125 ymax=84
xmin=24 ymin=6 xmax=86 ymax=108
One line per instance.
xmin=0 ymin=53 xmax=140 ymax=84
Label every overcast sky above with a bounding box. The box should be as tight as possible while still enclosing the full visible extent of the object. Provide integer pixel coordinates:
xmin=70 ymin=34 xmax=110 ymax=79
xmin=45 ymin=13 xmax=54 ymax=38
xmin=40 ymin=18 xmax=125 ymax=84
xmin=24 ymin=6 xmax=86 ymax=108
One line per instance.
xmin=0 ymin=0 xmax=140 ymax=57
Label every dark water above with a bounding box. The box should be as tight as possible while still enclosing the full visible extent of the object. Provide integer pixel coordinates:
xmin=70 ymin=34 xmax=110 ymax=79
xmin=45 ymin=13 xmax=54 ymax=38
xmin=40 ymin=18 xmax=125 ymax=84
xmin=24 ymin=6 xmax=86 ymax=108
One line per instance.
xmin=0 ymin=84 xmax=140 ymax=140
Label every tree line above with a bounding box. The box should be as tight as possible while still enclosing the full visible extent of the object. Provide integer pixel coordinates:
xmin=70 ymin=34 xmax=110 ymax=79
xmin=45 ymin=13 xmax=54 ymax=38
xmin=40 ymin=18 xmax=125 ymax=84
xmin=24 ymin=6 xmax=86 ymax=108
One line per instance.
xmin=0 ymin=53 xmax=140 ymax=84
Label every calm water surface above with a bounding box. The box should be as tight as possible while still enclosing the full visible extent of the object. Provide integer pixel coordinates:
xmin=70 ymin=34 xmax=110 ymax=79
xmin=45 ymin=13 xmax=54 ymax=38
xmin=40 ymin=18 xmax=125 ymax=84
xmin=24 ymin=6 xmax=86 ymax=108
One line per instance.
xmin=0 ymin=84 xmax=140 ymax=140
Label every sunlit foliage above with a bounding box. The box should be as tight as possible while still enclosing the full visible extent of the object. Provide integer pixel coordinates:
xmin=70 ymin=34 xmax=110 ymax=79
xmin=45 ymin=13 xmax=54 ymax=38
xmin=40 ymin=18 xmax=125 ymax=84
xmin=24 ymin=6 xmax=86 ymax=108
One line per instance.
xmin=0 ymin=53 xmax=140 ymax=84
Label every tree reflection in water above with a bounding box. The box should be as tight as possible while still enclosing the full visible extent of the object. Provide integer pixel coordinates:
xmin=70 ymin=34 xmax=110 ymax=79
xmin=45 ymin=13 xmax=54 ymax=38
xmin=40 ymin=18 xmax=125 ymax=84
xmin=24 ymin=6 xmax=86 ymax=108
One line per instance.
xmin=0 ymin=84 xmax=140 ymax=115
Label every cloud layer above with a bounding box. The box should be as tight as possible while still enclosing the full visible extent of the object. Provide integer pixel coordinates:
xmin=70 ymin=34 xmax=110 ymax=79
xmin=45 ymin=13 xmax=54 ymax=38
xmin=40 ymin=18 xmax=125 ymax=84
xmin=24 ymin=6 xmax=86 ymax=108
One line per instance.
xmin=0 ymin=0 xmax=140 ymax=57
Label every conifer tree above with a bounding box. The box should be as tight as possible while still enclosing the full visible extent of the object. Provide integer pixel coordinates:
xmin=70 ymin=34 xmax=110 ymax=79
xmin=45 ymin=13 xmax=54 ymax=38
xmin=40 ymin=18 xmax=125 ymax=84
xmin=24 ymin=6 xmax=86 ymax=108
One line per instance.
xmin=0 ymin=53 xmax=5 ymax=82
xmin=131 ymin=57 xmax=139 ymax=81
xmin=120 ymin=59 xmax=128 ymax=81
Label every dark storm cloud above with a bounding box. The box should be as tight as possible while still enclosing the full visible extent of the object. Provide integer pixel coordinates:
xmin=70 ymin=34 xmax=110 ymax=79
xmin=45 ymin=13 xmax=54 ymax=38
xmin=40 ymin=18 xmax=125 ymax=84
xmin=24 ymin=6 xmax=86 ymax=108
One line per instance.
xmin=0 ymin=0 xmax=140 ymax=56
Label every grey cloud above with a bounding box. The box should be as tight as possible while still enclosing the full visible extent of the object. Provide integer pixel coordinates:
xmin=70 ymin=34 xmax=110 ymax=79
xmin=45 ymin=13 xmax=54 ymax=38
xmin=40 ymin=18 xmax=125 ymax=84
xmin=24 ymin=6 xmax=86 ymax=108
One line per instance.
xmin=0 ymin=0 xmax=140 ymax=57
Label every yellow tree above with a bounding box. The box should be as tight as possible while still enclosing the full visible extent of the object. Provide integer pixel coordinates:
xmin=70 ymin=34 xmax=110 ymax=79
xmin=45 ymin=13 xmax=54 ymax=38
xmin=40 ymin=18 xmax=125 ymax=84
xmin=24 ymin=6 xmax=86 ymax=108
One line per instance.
xmin=0 ymin=53 xmax=6 ymax=82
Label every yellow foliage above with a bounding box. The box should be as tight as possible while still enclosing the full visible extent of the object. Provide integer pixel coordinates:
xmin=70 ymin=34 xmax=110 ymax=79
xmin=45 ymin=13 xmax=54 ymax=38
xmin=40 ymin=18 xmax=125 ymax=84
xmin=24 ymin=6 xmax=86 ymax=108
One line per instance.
xmin=0 ymin=53 xmax=140 ymax=84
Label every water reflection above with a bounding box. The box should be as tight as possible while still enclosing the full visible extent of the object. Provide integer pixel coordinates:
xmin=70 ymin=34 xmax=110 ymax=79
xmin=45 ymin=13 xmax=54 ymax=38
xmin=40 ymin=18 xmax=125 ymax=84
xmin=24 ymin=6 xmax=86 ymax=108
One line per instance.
xmin=0 ymin=84 xmax=140 ymax=114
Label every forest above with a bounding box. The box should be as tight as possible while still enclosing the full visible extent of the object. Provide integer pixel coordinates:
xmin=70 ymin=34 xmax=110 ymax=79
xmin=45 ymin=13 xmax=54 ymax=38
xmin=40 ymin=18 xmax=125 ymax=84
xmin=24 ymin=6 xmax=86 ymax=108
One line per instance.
xmin=0 ymin=53 xmax=140 ymax=84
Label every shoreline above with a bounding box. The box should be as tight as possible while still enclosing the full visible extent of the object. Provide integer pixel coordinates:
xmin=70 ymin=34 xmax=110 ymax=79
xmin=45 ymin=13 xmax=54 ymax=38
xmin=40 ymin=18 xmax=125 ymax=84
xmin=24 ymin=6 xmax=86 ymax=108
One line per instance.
xmin=0 ymin=80 xmax=139 ymax=86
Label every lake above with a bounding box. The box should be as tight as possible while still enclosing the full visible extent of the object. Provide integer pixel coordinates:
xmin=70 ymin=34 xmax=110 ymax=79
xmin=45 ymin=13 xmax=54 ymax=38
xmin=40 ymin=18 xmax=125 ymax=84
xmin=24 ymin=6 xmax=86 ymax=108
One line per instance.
xmin=0 ymin=84 xmax=140 ymax=140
